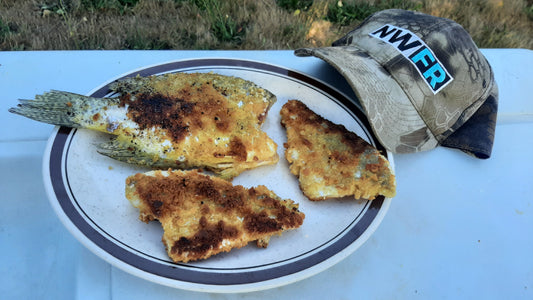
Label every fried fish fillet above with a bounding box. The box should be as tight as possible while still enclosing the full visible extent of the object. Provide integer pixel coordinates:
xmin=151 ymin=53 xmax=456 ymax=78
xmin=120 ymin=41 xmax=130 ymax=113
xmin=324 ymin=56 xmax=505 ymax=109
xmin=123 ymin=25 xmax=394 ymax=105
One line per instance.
xmin=125 ymin=169 xmax=305 ymax=263
xmin=9 ymin=72 xmax=278 ymax=179
xmin=280 ymin=100 xmax=396 ymax=201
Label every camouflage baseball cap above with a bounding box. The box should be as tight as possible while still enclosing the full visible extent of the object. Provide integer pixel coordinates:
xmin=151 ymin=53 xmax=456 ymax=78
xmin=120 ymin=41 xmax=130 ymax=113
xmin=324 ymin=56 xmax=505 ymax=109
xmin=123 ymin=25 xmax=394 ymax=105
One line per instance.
xmin=295 ymin=9 xmax=498 ymax=158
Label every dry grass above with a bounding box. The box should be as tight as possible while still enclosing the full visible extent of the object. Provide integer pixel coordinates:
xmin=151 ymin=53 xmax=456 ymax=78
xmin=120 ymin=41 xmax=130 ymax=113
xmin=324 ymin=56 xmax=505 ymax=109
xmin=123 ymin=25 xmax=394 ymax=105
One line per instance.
xmin=424 ymin=0 xmax=533 ymax=49
xmin=0 ymin=0 xmax=531 ymax=51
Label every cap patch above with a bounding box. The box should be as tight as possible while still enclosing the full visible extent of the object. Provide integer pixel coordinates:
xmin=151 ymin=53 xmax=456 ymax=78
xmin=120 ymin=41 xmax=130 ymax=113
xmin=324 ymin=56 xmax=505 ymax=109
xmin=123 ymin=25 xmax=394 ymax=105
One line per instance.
xmin=369 ymin=24 xmax=453 ymax=94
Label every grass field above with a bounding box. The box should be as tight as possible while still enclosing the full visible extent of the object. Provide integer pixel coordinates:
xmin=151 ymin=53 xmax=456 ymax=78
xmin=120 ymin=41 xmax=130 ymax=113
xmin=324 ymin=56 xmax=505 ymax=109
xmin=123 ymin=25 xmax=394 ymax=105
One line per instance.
xmin=0 ymin=0 xmax=532 ymax=51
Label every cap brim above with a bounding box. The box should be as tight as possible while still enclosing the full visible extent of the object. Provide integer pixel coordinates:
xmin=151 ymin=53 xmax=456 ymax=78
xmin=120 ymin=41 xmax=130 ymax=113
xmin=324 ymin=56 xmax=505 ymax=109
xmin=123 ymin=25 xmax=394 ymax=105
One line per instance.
xmin=295 ymin=46 xmax=438 ymax=153
xmin=440 ymin=82 xmax=498 ymax=159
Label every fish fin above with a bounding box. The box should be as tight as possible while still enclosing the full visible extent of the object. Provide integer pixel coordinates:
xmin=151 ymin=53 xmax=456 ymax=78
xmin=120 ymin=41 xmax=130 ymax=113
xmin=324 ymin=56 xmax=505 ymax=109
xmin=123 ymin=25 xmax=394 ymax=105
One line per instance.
xmin=8 ymin=90 xmax=116 ymax=128
xmin=215 ymin=167 xmax=240 ymax=180
xmin=96 ymin=139 xmax=175 ymax=169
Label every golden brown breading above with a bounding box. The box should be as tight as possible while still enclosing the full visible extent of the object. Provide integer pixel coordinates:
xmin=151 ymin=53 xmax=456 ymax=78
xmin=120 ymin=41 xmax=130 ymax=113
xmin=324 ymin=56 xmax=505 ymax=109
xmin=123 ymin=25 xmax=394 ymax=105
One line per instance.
xmin=280 ymin=100 xmax=396 ymax=201
xmin=9 ymin=72 xmax=278 ymax=179
xmin=125 ymin=169 xmax=305 ymax=263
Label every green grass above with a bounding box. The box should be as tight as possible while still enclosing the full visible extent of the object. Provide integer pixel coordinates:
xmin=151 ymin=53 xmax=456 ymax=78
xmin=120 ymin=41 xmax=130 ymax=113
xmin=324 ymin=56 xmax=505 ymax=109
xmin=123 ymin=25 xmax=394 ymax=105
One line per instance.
xmin=325 ymin=0 xmax=423 ymax=25
xmin=79 ymin=0 xmax=140 ymax=12
xmin=0 ymin=0 xmax=531 ymax=51
xmin=0 ymin=18 xmax=9 ymax=41
xmin=276 ymin=0 xmax=314 ymax=11
xmin=525 ymin=2 xmax=533 ymax=20
xmin=193 ymin=0 xmax=246 ymax=43
xmin=124 ymin=32 xmax=173 ymax=50
xmin=325 ymin=1 xmax=378 ymax=25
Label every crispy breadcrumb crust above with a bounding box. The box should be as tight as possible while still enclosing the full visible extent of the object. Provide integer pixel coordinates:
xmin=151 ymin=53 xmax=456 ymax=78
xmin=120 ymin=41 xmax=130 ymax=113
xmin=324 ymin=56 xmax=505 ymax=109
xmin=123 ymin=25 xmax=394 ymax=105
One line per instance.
xmin=280 ymin=100 xmax=396 ymax=201
xmin=109 ymin=72 xmax=279 ymax=179
xmin=125 ymin=169 xmax=305 ymax=263
xmin=11 ymin=72 xmax=278 ymax=180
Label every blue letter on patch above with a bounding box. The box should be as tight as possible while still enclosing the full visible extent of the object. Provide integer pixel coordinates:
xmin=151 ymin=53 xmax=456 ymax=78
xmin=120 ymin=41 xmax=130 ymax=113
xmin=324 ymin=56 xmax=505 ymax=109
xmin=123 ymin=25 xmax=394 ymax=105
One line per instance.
xmin=410 ymin=47 xmax=451 ymax=92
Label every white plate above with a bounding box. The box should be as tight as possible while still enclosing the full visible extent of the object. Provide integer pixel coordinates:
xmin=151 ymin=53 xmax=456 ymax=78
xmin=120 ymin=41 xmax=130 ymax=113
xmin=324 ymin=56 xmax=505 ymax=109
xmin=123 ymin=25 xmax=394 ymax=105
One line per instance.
xmin=43 ymin=58 xmax=394 ymax=293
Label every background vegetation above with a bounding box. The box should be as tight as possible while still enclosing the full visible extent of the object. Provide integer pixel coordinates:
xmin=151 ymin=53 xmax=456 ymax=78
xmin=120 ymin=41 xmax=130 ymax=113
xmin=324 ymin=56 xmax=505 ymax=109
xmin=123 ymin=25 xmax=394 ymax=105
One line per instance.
xmin=0 ymin=0 xmax=532 ymax=51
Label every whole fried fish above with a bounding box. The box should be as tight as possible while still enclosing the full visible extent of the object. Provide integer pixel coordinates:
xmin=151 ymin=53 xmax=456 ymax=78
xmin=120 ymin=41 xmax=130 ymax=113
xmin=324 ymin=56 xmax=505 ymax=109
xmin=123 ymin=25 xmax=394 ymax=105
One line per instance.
xmin=280 ymin=100 xmax=396 ymax=201
xmin=126 ymin=169 xmax=305 ymax=263
xmin=9 ymin=72 xmax=278 ymax=179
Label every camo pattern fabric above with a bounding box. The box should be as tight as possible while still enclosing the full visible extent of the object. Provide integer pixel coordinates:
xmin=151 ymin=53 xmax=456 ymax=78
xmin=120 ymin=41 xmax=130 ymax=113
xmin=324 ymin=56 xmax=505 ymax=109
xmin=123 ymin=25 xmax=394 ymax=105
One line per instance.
xmin=295 ymin=9 xmax=498 ymax=158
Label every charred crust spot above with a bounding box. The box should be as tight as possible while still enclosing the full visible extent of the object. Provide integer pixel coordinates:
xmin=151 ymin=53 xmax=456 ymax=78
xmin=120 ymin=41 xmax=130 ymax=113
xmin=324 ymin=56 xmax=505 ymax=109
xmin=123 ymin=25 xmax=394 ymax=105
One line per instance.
xmin=194 ymin=176 xmax=245 ymax=210
xmin=228 ymin=137 xmax=247 ymax=161
xmin=201 ymin=203 xmax=210 ymax=215
xmin=365 ymin=163 xmax=380 ymax=173
xmin=330 ymin=151 xmax=348 ymax=163
xmin=171 ymin=219 xmax=240 ymax=257
xmin=243 ymin=191 xmax=304 ymax=234
xmin=219 ymin=188 xmax=245 ymax=209
xmin=214 ymin=114 xmax=231 ymax=131
xmin=118 ymin=80 xmax=239 ymax=143
xmin=151 ymin=200 xmax=164 ymax=216
xmin=257 ymin=112 xmax=266 ymax=123
xmin=199 ymin=216 xmax=208 ymax=228
xmin=301 ymin=138 xmax=312 ymax=149
xmin=120 ymin=93 xmax=195 ymax=142
xmin=212 ymin=137 xmax=247 ymax=161
xmin=247 ymin=187 xmax=259 ymax=199
xmin=244 ymin=211 xmax=282 ymax=234
xmin=340 ymin=130 xmax=369 ymax=155
xmin=128 ymin=172 xmax=188 ymax=218
xmin=195 ymin=178 xmax=221 ymax=200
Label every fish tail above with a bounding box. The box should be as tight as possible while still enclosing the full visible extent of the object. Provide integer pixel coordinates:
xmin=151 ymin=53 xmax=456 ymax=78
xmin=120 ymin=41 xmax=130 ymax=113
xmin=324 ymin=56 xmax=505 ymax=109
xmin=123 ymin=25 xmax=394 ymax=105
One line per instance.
xmin=8 ymin=90 xmax=111 ymax=128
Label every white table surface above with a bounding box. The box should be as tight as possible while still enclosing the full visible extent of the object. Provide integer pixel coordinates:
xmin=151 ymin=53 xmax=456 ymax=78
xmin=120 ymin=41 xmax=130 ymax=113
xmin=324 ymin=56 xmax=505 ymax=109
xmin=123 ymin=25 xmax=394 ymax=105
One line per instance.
xmin=1 ymin=49 xmax=532 ymax=299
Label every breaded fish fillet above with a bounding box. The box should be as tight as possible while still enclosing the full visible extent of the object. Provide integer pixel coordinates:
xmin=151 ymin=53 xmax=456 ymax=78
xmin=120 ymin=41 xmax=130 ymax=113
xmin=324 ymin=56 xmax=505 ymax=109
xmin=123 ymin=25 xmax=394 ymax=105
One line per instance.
xmin=9 ymin=72 xmax=278 ymax=179
xmin=280 ymin=100 xmax=396 ymax=201
xmin=125 ymin=169 xmax=305 ymax=263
